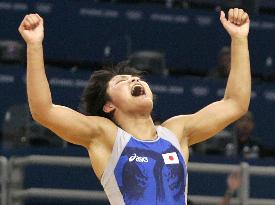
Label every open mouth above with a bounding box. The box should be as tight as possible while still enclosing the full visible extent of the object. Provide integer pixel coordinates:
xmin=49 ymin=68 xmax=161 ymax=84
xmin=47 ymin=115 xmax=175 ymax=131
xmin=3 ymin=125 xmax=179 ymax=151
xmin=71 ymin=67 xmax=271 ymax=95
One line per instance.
xmin=131 ymin=84 xmax=145 ymax=97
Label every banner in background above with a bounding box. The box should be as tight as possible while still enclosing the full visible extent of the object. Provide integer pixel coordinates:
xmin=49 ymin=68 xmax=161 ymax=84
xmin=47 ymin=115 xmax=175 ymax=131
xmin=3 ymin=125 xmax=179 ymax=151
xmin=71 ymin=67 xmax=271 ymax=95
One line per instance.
xmin=0 ymin=1 xmax=274 ymax=74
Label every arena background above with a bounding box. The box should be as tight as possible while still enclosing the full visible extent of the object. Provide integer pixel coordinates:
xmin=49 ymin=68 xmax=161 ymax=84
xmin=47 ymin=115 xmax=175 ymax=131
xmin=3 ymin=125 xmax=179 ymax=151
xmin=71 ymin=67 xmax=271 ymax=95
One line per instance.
xmin=0 ymin=0 xmax=274 ymax=205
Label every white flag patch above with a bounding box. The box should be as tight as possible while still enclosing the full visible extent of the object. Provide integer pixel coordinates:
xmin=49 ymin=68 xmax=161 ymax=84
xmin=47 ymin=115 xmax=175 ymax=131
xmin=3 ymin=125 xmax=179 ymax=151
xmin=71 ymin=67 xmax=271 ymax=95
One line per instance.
xmin=162 ymin=152 xmax=179 ymax=164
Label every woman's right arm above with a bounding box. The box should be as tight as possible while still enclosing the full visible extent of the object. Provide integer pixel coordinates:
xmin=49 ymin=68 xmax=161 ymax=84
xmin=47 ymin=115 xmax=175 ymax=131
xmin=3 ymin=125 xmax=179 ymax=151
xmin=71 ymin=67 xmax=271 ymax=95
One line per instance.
xmin=18 ymin=14 xmax=116 ymax=148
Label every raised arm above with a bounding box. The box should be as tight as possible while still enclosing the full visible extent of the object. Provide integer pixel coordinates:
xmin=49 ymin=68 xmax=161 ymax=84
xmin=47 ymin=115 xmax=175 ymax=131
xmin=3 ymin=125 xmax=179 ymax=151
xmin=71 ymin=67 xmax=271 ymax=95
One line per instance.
xmin=18 ymin=14 xmax=116 ymax=148
xmin=163 ymin=8 xmax=251 ymax=146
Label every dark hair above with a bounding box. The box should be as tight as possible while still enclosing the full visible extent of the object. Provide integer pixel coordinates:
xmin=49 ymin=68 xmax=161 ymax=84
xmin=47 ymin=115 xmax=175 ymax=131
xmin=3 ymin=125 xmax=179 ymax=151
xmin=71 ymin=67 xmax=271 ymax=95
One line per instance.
xmin=80 ymin=61 xmax=142 ymax=121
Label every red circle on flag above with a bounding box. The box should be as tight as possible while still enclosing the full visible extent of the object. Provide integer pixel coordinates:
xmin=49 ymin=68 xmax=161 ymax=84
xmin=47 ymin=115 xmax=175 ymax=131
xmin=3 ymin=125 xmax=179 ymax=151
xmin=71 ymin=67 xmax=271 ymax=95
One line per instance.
xmin=169 ymin=155 xmax=174 ymax=161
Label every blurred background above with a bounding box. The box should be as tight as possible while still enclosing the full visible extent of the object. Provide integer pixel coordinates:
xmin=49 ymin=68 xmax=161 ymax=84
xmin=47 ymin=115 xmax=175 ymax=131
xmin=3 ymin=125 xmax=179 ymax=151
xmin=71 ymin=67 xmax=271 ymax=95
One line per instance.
xmin=0 ymin=0 xmax=275 ymax=205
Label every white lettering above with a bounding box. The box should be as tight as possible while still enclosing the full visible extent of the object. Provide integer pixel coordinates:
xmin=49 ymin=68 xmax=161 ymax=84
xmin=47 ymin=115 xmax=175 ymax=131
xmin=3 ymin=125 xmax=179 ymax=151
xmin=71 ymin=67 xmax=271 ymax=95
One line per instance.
xmin=13 ymin=3 xmax=28 ymax=11
xmin=129 ymin=153 xmax=148 ymax=163
xmin=196 ymin=16 xmax=212 ymax=26
xmin=0 ymin=2 xmax=12 ymax=10
xmin=216 ymin=88 xmax=225 ymax=97
xmin=0 ymin=74 xmax=14 ymax=83
xmin=126 ymin=10 xmax=143 ymax=20
xmin=250 ymin=20 xmax=275 ymax=30
xmin=150 ymin=13 xmax=189 ymax=24
xmin=150 ymin=84 xmax=183 ymax=94
xmin=191 ymin=86 xmax=209 ymax=96
xmin=264 ymin=91 xmax=275 ymax=101
xmin=49 ymin=78 xmax=87 ymax=88
xmin=0 ymin=2 xmax=28 ymax=11
xmin=80 ymin=8 xmax=119 ymax=18
xmin=35 ymin=3 xmax=53 ymax=14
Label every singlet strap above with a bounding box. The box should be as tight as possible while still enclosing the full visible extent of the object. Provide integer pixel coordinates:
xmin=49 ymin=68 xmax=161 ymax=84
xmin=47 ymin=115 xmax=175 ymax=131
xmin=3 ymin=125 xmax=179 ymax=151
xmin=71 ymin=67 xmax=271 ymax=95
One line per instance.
xmin=101 ymin=127 xmax=131 ymax=187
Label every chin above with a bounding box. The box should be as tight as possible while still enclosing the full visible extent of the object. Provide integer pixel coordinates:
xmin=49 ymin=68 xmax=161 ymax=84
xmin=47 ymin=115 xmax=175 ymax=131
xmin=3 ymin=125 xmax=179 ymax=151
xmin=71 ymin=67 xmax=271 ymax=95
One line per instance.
xmin=138 ymin=101 xmax=153 ymax=113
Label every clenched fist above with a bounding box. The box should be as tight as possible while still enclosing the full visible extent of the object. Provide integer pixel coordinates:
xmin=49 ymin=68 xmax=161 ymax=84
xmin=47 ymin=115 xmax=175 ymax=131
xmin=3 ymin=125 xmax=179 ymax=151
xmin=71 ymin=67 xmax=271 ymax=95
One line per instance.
xmin=220 ymin=8 xmax=250 ymax=39
xmin=18 ymin=14 xmax=44 ymax=45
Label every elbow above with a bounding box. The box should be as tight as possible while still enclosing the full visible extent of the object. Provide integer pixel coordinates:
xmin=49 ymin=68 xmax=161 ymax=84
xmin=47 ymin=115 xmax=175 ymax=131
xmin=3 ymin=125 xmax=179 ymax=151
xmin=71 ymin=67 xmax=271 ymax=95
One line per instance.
xmin=28 ymin=103 xmax=52 ymax=123
xmin=29 ymin=108 xmax=49 ymax=125
xmin=239 ymin=98 xmax=250 ymax=115
xmin=234 ymin=103 xmax=249 ymax=119
xmin=30 ymin=110 xmax=44 ymax=123
xmin=223 ymin=98 xmax=250 ymax=119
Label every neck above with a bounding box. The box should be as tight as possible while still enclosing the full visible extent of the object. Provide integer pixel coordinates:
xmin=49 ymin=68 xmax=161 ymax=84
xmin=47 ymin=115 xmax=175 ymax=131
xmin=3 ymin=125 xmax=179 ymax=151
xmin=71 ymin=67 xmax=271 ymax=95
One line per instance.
xmin=116 ymin=113 xmax=157 ymax=141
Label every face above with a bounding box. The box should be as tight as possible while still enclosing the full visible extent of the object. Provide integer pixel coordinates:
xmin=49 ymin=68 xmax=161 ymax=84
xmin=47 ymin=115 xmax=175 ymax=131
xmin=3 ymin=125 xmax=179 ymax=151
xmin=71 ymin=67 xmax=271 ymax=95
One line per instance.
xmin=235 ymin=117 xmax=254 ymax=141
xmin=105 ymin=75 xmax=153 ymax=115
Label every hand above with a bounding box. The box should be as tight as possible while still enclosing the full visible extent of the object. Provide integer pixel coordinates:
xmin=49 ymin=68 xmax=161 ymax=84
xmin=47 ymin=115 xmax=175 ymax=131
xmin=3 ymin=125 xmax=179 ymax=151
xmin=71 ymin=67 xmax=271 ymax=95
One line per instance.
xmin=18 ymin=14 xmax=44 ymax=45
xmin=220 ymin=8 xmax=250 ymax=39
xmin=227 ymin=172 xmax=241 ymax=192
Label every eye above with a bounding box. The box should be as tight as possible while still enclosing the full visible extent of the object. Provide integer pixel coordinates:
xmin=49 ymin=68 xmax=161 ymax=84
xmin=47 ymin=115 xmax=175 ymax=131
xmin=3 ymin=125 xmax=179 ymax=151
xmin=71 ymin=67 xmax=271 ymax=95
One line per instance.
xmin=138 ymin=77 xmax=146 ymax=83
xmin=116 ymin=79 xmax=126 ymax=84
xmin=137 ymin=76 xmax=145 ymax=81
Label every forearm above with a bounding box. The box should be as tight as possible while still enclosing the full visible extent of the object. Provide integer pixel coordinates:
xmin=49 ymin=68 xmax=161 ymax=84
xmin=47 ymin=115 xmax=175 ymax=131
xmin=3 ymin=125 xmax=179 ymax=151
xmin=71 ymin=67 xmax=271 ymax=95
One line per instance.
xmin=220 ymin=195 xmax=230 ymax=205
xmin=219 ymin=189 xmax=234 ymax=205
xmin=27 ymin=43 xmax=52 ymax=118
xmin=223 ymin=37 xmax=251 ymax=112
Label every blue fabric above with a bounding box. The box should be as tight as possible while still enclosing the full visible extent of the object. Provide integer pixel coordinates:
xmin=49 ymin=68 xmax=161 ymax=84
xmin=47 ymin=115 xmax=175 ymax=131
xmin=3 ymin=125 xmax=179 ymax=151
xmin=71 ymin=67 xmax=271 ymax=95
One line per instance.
xmin=114 ymin=137 xmax=187 ymax=205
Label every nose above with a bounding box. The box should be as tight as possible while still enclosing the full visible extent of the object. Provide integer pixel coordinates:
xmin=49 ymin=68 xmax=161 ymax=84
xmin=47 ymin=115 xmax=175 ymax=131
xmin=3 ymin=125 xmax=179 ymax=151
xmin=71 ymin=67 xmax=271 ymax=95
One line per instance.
xmin=131 ymin=76 xmax=140 ymax=83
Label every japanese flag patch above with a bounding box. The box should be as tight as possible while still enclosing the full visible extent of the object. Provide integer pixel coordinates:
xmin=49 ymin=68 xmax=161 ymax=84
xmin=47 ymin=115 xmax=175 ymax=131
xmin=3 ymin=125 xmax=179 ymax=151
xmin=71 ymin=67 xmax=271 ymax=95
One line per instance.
xmin=162 ymin=152 xmax=179 ymax=164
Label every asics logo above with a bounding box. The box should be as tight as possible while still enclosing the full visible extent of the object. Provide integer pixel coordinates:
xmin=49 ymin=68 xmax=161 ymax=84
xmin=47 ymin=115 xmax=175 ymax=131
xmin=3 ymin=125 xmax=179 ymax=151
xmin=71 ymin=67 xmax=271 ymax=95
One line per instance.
xmin=129 ymin=153 xmax=149 ymax=163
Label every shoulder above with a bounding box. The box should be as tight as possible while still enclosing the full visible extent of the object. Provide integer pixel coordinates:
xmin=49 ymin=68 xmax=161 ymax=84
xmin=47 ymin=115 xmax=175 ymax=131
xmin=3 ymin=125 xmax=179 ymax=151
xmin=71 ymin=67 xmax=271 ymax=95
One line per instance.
xmin=161 ymin=115 xmax=190 ymax=142
xmin=86 ymin=116 xmax=118 ymax=140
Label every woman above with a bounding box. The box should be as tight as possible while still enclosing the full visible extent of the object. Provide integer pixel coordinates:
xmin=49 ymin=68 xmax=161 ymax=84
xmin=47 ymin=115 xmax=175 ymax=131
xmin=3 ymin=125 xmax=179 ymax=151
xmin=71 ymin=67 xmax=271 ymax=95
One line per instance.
xmin=18 ymin=8 xmax=251 ymax=205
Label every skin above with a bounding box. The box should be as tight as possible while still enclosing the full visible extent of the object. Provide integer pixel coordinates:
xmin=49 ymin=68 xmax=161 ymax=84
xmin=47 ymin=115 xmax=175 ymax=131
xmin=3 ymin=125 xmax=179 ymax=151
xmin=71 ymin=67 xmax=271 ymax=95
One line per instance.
xmin=18 ymin=8 xmax=251 ymax=180
xmin=219 ymin=172 xmax=241 ymax=205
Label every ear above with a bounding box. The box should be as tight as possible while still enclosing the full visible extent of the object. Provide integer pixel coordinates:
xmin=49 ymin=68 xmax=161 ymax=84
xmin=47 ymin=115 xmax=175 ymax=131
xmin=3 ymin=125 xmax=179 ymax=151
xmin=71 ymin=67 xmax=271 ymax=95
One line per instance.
xmin=103 ymin=101 xmax=116 ymax=113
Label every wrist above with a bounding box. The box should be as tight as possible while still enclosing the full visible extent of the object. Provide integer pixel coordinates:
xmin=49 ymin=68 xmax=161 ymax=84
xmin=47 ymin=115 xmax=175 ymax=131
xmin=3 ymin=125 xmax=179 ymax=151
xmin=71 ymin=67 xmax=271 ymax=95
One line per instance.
xmin=27 ymin=42 xmax=43 ymax=49
xmin=225 ymin=189 xmax=235 ymax=197
xmin=231 ymin=37 xmax=248 ymax=44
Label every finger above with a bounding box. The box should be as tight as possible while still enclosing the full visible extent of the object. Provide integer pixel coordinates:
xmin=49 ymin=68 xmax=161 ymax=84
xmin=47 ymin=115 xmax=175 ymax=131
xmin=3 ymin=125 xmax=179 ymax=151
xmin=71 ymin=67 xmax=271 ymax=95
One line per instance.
xmin=18 ymin=15 xmax=28 ymax=32
xmin=241 ymin=10 xmax=247 ymax=24
xmin=23 ymin=19 xmax=32 ymax=30
xmin=29 ymin=14 xmax=40 ymax=26
xmin=233 ymin=8 xmax=239 ymax=24
xmin=220 ymin=10 xmax=227 ymax=24
xmin=237 ymin=9 xmax=244 ymax=25
xmin=27 ymin=13 xmax=42 ymax=30
xmin=228 ymin=9 xmax=234 ymax=23
xmin=241 ymin=12 xmax=249 ymax=24
xmin=26 ymin=14 xmax=35 ymax=25
xmin=19 ymin=15 xmax=28 ymax=27
xmin=25 ymin=15 xmax=36 ymax=29
xmin=35 ymin=13 xmax=44 ymax=25
xmin=28 ymin=16 xmax=38 ymax=29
